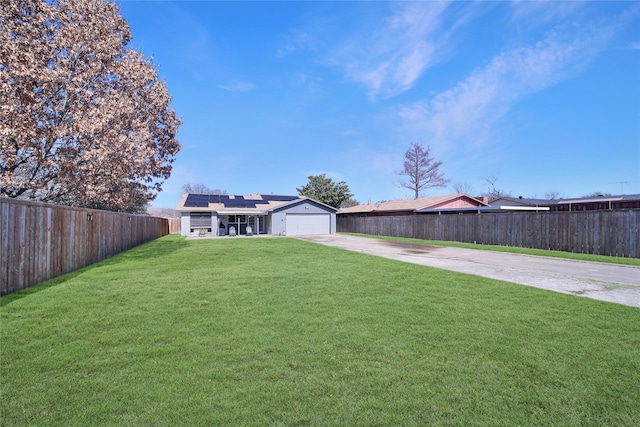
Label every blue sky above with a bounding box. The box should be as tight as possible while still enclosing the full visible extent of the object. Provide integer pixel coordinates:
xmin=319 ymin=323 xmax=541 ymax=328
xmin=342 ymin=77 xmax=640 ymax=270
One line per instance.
xmin=116 ymin=1 xmax=640 ymax=208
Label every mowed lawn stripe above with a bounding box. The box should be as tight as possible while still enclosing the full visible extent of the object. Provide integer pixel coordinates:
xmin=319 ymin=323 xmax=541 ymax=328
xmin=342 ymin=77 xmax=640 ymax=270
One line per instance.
xmin=1 ymin=235 xmax=639 ymax=426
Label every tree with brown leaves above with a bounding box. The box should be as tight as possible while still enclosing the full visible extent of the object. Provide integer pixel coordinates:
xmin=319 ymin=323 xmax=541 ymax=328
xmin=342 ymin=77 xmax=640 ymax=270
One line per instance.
xmin=397 ymin=142 xmax=449 ymax=199
xmin=0 ymin=0 xmax=181 ymax=212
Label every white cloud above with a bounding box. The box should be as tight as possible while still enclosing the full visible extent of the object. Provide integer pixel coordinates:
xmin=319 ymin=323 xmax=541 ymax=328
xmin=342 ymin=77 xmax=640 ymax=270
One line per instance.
xmin=328 ymin=2 xmax=450 ymax=100
xmin=218 ymin=80 xmax=257 ymax=92
xmin=508 ymin=0 xmax=584 ymax=28
xmin=399 ymin=16 xmax=620 ymax=151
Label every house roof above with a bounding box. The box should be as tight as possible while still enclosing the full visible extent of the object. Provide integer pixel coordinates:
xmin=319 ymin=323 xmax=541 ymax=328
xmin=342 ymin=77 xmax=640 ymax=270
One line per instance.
xmin=491 ymin=194 xmax=640 ymax=207
xmin=176 ymin=193 xmax=337 ymax=213
xmin=417 ymin=205 xmax=549 ymax=214
xmin=490 ymin=196 xmax=556 ymax=207
xmin=338 ymin=194 xmax=489 ymax=214
xmin=555 ymin=194 xmax=640 ymax=204
xmin=378 ymin=194 xmax=488 ymax=211
xmin=337 ymin=204 xmax=377 ymax=214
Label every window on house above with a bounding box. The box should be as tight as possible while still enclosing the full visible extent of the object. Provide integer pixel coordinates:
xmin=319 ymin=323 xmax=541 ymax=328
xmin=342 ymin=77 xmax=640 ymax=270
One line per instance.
xmin=228 ymin=215 xmax=246 ymax=223
xmin=190 ymin=213 xmax=212 ymax=233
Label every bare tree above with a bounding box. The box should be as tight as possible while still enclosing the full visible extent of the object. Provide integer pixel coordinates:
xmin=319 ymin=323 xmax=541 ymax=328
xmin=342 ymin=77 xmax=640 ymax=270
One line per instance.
xmin=148 ymin=206 xmax=179 ymax=218
xmin=0 ymin=0 xmax=180 ymax=212
xmin=181 ymin=183 xmax=226 ymax=195
xmin=583 ymin=191 xmax=612 ymax=198
xmin=452 ymin=181 xmax=476 ymax=196
xmin=481 ymin=174 xmax=511 ymax=201
xmin=544 ymin=190 xmax=562 ymax=200
xmin=396 ymin=143 xmax=449 ymax=199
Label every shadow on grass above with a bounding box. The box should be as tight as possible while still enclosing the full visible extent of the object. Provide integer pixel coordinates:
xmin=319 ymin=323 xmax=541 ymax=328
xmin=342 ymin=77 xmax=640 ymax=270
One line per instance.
xmin=0 ymin=269 xmax=88 ymax=307
xmin=1 ymin=235 xmax=188 ymax=307
xmin=98 ymin=234 xmax=188 ymax=264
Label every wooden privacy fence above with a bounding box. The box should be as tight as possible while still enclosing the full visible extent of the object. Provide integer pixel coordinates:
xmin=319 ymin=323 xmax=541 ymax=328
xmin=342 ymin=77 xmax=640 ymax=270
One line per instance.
xmin=167 ymin=218 xmax=181 ymax=235
xmin=337 ymin=210 xmax=640 ymax=258
xmin=1 ymin=198 xmax=171 ymax=295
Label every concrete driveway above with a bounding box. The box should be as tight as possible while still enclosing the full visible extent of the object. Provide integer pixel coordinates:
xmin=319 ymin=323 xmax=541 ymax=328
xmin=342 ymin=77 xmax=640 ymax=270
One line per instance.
xmin=296 ymin=234 xmax=640 ymax=308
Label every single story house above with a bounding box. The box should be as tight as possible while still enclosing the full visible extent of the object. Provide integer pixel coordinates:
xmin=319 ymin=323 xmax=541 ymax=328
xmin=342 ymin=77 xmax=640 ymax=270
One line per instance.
xmin=176 ymin=193 xmax=337 ymax=237
xmin=338 ymin=194 xmax=490 ymax=217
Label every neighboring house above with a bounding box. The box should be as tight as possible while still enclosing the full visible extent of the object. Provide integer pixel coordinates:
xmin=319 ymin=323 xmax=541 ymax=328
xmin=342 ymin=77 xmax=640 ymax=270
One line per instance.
xmin=338 ymin=194 xmax=490 ymax=217
xmin=490 ymin=194 xmax=640 ymax=212
xmin=551 ymin=194 xmax=640 ymax=211
xmin=176 ymin=193 xmax=337 ymax=237
xmin=490 ymin=196 xmax=555 ymax=208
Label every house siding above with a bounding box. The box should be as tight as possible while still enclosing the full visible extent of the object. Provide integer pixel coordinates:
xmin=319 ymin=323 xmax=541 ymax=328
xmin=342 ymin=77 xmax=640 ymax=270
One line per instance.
xmin=181 ymin=212 xmax=219 ymax=236
xmin=180 ymin=213 xmax=190 ymax=236
xmin=271 ymin=211 xmax=286 ymax=235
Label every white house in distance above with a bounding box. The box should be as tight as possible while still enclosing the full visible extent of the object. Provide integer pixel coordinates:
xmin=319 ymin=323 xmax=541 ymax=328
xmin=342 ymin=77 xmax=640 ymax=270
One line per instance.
xmin=176 ymin=193 xmax=337 ymax=237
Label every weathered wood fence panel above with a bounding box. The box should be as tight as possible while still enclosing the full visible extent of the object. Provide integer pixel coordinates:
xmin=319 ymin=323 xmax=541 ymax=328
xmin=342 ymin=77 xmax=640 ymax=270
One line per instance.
xmin=337 ymin=210 xmax=640 ymax=258
xmin=167 ymin=218 xmax=181 ymax=234
xmin=1 ymin=198 xmax=171 ymax=295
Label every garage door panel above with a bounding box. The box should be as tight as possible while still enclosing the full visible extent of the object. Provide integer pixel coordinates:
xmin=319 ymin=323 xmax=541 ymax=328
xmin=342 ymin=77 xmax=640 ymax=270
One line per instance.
xmin=286 ymin=214 xmax=330 ymax=235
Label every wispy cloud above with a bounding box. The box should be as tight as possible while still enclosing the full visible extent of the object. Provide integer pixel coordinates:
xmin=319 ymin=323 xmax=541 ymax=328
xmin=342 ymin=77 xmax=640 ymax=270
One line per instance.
xmin=276 ymin=31 xmax=315 ymax=58
xmin=327 ymin=2 xmax=451 ymax=100
xmin=398 ymin=14 xmax=621 ymax=152
xmin=340 ymin=129 xmax=360 ymax=137
xmin=218 ymin=80 xmax=256 ymax=92
xmin=622 ymin=41 xmax=640 ymax=50
xmin=507 ymin=0 xmax=584 ymax=28
xmin=292 ymin=72 xmax=324 ymax=93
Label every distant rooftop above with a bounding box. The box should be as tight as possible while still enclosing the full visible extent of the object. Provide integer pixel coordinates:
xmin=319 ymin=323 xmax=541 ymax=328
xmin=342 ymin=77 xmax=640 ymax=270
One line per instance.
xmin=491 ymin=194 xmax=640 ymax=206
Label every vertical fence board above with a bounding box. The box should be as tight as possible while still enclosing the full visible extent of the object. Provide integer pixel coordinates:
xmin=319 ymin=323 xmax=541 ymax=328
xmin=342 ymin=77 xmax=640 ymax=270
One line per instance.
xmin=16 ymin=204 xmax=26 ymax=293
xmin=167 ymin=218 xmax=181 ymax=234
xmin=0 ymin=201 xmax=8 ymax=294
xmin=631 ymin=212 xmax=640 ymax=258
xmin=615 ymin=212 xmax=625 ymax=257
xmin=27 ymin=204 xmax=38 ymax=287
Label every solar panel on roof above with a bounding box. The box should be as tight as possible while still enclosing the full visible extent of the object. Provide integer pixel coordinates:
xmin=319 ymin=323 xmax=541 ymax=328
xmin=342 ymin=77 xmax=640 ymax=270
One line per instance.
xmin=261 ymin=195 xmax=299 ymax=202
xmin=224 ymin=200 xmax=258 ymax=208
xmin=186 ymin=194 xmax=299 ymax=208
xmin=184 ymin=194 xmax=209 ymax=207
xmin=204 ymin=195 xmax=231 ymax=205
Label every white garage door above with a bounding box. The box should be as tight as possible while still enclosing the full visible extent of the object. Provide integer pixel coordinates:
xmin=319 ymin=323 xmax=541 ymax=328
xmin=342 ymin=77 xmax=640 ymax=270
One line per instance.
xmin=286 ymin=214 xmax=330 ymax=236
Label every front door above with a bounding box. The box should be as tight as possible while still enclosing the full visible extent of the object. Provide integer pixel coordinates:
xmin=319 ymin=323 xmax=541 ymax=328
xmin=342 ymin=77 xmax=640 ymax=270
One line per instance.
xmin=248 ymin=216 xmax=266 ymax=234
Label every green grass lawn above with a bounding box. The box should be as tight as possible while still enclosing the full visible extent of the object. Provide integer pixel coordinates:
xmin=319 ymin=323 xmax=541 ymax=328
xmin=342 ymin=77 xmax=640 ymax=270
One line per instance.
xmin=2 ymin=236 xmax=639 ymax=426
